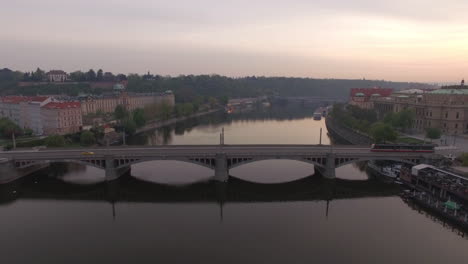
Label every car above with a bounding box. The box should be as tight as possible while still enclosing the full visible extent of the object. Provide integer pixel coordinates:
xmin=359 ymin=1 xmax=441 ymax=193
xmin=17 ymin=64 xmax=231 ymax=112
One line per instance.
xmin=81 ymin=151 xmax=95 ymax=155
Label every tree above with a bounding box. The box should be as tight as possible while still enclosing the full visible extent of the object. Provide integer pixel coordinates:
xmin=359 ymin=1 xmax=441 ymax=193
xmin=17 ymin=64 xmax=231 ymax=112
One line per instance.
xmin=370 ymin=122 xmax=397 ymax=143
xmin=114 ymin=105 xmax=129 ymax=120
xmin=426 ymin=127 xmax=441 ymax=142
xmin=31 ymin=68 xmax=46 ymax=81
xmin=69 ymin=71 xmax=86 ymax=82
xmin=116 ymin=74 xmax=127 ymax=81
xmin=96 ymin=69 xmax=103 ymax=81
xmin=159 ymin=103 xmax=173 ymax=120
xmin=0 ymin=118 xmax=23 ymax=138
xmin=122 ymin=118 xmax=137 ymax=135
xmin=86 ymin=69 xmax=96 ymax=81
xmin=393 ymin=109 xmax=415 ymax=131
xmin=103 ymin=72 xmax=115 ymax=82
xmin=220 ymin=96 xmax=229 ymax=106
xmin=133 ymin=108 xmax=146 ymax=128
xmin=208 ymin=97 xmax=218 ymax=108
xmin=45 ymin=135 xmax=66 ymax=147
xmin=80 ymin=131 xmax=96 ymax=146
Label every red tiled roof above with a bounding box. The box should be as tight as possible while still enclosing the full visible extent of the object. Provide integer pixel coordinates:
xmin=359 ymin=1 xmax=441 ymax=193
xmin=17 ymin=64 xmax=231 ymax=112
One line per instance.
xmin=0 ymin=96 xmax=50 ymax=104
xmin=43 ymin=102 xmax=81 ymax=109
xmin=350 ymin=88 xmax=393 ymax=98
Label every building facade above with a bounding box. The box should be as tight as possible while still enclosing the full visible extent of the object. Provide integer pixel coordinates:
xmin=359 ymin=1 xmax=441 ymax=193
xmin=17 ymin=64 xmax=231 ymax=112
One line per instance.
xmin=80 ymin=91 xmax=175 ymax=115
xmin=349 ymin=88 xmax=393 ymax=109
xmin=41 ymin=102 xmax=83 ymax=135
xmin=373 ymin=87 xmax=468 ymax=135
xmin=46 ymin=70 xmax=68 ymax=82
xmin=0 ymin=96 xmax=52 ymax=134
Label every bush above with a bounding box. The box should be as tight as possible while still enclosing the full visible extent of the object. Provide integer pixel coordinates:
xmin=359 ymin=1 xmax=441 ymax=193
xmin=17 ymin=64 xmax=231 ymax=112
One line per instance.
xmin=45 ymin=135 xmax=66 ymax=147
xmin=426 ymin=127 xmax=441 ymax=141
xmin=370 ymin=122 xmax=397 ymax=143
xmin=80 ymin=131 xmax=96 ymax=146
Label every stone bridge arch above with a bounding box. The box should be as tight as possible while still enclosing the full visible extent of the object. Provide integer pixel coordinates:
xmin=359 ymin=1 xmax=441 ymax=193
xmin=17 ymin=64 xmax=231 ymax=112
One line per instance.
xmin=114 ymin=156 xmax=217 ymax=170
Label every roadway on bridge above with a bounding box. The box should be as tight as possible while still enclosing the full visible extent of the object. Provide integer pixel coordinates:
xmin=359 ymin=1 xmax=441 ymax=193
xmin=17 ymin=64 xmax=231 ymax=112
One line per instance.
xmin=0 ymin=144 xmax=439 ymax=161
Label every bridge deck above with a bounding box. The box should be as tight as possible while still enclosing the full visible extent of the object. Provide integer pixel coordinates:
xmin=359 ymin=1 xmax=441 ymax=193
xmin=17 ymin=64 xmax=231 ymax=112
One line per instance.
xmin=0 ymin=144 xmax=439 ymax=160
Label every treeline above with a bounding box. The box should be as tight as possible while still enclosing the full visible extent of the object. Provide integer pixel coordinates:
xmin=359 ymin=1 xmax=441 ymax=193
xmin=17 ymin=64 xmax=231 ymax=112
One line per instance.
xmin=1 ymin=67 xmax=438 ymax=102
xmin=330 ymin=104 xmax=417 ymax=143
xmin=1 ymin=67 xmax=128 ymax=83
xmin=125 ymin=74 xmax=438 ymax=103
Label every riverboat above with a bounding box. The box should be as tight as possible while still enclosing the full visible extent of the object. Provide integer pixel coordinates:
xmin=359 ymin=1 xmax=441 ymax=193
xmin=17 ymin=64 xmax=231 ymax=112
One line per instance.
xmin=367 ymin=161 xmax=402 ymax=183
xmin=313 ymin=112 xmax=322 ymax=120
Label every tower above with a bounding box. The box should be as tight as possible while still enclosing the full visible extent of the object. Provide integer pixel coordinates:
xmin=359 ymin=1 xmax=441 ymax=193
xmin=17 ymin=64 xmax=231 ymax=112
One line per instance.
xmin=462 ymin=79 xmax=465 ymax=88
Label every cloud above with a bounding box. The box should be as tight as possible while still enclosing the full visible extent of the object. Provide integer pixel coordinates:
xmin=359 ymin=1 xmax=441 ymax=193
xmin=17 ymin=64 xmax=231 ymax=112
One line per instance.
xmin=2 ymin=0 xmax=468 ymax=82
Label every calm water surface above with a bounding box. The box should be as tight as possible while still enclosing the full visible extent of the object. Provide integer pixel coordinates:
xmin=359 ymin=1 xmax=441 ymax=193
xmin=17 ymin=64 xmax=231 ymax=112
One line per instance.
xmin=1 ymin=107 xmax=467 ymax=264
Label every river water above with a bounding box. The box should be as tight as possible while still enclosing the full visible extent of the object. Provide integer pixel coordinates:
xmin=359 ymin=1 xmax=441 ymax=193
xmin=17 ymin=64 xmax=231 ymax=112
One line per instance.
xmin=1 ymin=105 xmax=467 ymax=264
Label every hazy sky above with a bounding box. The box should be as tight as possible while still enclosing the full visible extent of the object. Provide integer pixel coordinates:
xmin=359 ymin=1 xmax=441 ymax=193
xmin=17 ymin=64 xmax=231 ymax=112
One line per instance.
xmin=2 ymin=0 xmax=468 ymax=82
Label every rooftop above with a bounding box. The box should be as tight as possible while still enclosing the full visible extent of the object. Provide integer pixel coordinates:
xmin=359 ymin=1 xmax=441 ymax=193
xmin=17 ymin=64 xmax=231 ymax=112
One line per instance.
xmin=0 ymin=96 xmax=50 ymax=104
xmin=429 ymin=89 xmax=468 ymax=95
xmin=47 ymin=70 xmax=67 ymax=75
xmin=350 ymin=87 xmax=393 ymax=98
xmin=43 ymin=102 xmax=81 ymax=109
xmin=396 ymin=89 xmax=425 ymax=94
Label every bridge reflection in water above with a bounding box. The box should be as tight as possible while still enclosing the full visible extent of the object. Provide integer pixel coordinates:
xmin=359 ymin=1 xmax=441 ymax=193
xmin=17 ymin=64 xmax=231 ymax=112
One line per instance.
xmin=0 ymin=169 xmax=400 ymax=206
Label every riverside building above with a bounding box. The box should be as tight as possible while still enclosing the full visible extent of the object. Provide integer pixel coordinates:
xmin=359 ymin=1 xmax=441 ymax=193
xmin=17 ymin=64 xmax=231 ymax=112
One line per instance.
xmin=372 ymin=81 xmax=468 ymax=135
xmin=80 ymin=91 xmax=175 ymax=115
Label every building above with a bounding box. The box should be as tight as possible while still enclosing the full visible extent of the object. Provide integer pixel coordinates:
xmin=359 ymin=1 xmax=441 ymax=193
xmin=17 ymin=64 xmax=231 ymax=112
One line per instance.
xmin=0 ymin=96 xmax=52 ymax=134
xmin=80 ymin=91 xmax=175 ymax=115
xmin=41 ymin=102 xmax=82 ymax=135
xmin=372 ymin=82 xmax=468 ymax=135
xmin=349 ymin=88 xmax=393 ymax=109
xmin=46 ymin=70 xmax=68 ymax=82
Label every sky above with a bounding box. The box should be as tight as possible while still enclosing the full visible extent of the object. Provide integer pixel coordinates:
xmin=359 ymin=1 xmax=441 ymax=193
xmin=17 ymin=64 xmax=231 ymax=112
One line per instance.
xmin=1 ymin=0 xmax=468 ymax=82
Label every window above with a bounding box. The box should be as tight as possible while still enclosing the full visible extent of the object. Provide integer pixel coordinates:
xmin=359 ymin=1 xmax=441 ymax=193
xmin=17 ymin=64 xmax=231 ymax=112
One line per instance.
xmin=445 ymin=112 xmax=448 ymax=118
xmin=444 ymin=123 xmax=447 ymax=128
xmin=456 ymin=112 xmax=460 ymax=119
xmin=455 ymin=124 xmax=458 ymax=129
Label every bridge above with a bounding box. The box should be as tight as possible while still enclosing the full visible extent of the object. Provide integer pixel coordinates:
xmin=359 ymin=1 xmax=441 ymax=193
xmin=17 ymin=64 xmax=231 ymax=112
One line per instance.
xmin=0 ymin=144 xmax=441 ymax=184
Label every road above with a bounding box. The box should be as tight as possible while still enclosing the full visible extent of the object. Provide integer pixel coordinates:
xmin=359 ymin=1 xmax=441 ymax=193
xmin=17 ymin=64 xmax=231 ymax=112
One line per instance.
xmin=0 ymin=144 xmax=439 ymax=161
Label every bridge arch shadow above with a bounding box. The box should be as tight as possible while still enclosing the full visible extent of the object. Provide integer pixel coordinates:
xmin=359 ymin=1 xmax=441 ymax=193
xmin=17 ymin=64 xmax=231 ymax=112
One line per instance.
xmin=129 ymin=159 xmax=215 ymax=185
xmin=228 ymin=157 xmax=325 ymax=170
xmin=229 ymin=158 xmax=322 ymax=184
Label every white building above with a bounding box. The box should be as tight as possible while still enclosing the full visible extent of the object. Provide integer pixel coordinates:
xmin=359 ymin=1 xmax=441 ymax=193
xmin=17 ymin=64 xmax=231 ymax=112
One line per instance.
xmin=0 ymin=96 xmax=52 ymax=135
xmin=46 ymin=70 xmax=68 ymax=82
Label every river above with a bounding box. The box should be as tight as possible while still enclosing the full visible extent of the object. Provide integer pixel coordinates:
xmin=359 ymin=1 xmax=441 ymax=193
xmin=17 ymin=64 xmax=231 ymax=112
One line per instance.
xmin=1 ymin=105 xmax=467 ymax=264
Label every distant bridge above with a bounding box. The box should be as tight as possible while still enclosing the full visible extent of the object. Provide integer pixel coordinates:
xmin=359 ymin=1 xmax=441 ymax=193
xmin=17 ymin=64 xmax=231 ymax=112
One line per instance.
xmin=0 ymin=144 xmax=441 ymax=184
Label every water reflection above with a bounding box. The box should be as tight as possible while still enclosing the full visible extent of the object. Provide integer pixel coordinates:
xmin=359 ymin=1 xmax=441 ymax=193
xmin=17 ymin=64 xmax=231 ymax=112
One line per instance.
xmin=128 ymin=105 xmax=331 ymax=145
xmin=131 ymin=160 xmax=213 ymax=184
xmin=3 ymin=104 xmax=468 ymax=264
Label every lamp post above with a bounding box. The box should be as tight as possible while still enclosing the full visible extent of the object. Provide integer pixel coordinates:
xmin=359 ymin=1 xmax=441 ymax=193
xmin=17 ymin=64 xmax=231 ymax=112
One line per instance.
xmin=12 ymin=132 xmax=16 ymax=150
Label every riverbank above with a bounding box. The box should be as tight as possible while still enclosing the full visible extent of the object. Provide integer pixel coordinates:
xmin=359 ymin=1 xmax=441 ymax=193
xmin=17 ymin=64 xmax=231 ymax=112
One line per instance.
xmin=325 ymin=116 xmax=372 ymax=145
xmin=135 ymin=108 xmax=222 ymax=134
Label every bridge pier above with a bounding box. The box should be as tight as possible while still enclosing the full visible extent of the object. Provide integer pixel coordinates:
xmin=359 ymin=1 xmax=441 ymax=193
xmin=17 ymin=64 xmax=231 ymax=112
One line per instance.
xmin=214 ymin=154 xmax=229 ymax=182
xmin=105 ymin=157 xmax=130 ymax=182
xmin=316 ymin=154 xmax=336 ymax=179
